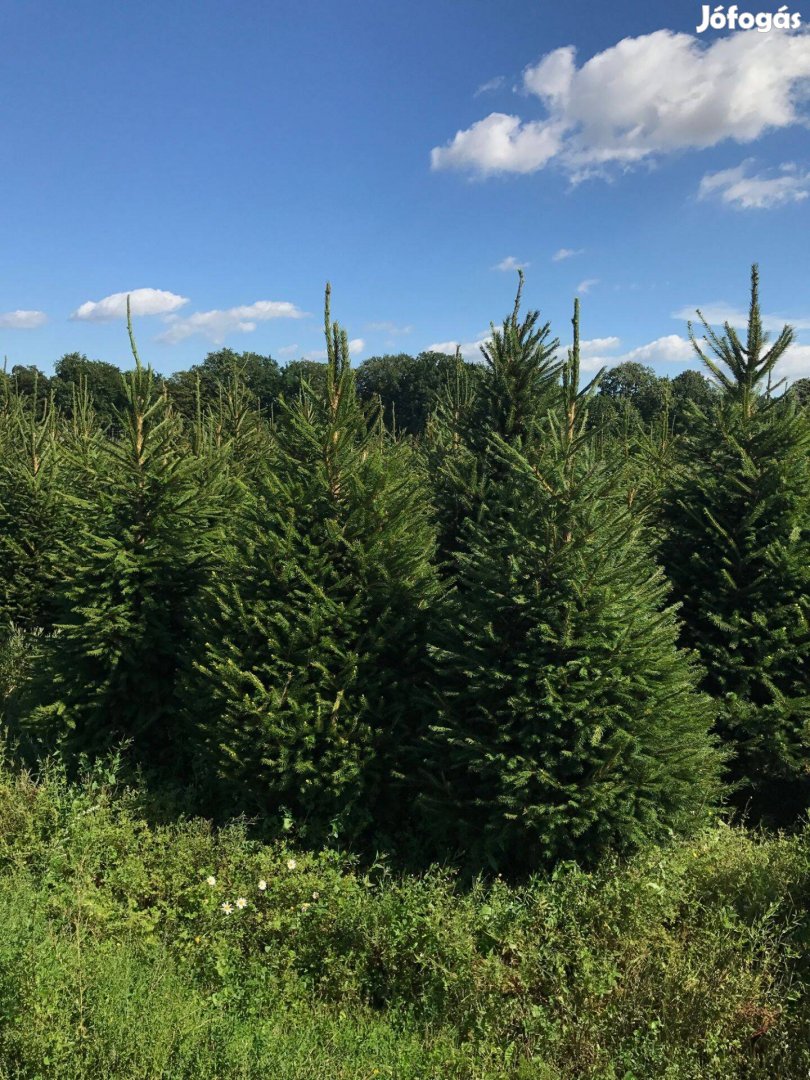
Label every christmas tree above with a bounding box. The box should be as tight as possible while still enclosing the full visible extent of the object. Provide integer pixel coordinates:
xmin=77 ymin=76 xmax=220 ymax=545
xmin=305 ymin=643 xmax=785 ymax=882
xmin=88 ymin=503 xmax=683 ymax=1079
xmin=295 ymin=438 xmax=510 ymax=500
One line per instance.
xmin=662 ymin=265 xmax=810 ymax=820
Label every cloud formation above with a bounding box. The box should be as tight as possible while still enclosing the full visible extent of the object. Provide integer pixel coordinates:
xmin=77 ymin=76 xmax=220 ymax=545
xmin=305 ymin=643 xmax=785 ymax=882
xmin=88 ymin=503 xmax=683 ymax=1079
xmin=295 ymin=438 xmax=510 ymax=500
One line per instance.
xmin=0 ymin=309 xmax=48 ymax=329
xmin=698 ymin=160 xmax=810 ymax=209
xmin=73 ymin=288 xmax=189 ymax=321
xmin=301 ymin=338 xmax=365 ymax=362
xmin=431 ymin=29 xmax=810 ymax=179
xmin=571 ymin=334 xmax=695 ymax=372
xmin=577 ymin=278 xmax=599 ymax=295
xmin=492 ymin=256 xmax=530 ymax=272
xmin=552 ymin=247 xmax=583 ymax=262
xmin=672 ymin=303 xmax=810 ymax=333
xmin=158 ymin=301 xmax=306 ymax=345
xmin=426 ymin=334 xmax=493 ymax=361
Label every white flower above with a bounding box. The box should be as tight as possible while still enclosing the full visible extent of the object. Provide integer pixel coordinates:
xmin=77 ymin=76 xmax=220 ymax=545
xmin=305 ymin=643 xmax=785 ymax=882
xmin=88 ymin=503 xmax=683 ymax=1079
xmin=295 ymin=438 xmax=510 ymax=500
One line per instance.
xmin=286 ymin=858 xmax=297 ymax=871
xmin=312 ymin=891 xmax=320 ymax=900
xmin=206 ymin=875 xmax=217 ymax=887
xmin=258 ymin=879 xmax=267 ymax=891
xmin=221 ymin=902 xmax=234 ymax=915
xmin=300 ymin=902 xmax=311 ymax=911
xmin=235 ymin=897 xmax=247 ymax=910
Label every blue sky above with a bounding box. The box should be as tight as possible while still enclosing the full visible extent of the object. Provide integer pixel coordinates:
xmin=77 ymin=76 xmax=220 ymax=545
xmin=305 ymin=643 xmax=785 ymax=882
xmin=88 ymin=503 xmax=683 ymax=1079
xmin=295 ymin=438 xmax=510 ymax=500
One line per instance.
xmin=2 ymin=0 xmax=809 ymax=380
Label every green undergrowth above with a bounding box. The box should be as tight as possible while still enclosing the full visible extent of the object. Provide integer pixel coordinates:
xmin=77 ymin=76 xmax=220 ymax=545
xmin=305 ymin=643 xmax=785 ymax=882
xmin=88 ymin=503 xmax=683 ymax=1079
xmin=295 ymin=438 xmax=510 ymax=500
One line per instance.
xmin=0 ymin=753 xmax=808 ymax=1079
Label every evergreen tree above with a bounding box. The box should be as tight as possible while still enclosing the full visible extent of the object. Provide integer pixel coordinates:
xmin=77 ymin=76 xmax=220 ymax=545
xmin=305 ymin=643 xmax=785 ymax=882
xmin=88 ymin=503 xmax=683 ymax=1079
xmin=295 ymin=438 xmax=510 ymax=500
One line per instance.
xmin=424 ymin=273 xmax=562 ymax=568
xmin=197 ymin=285 xmax=439 ymax=845
xmin=661 ymin=266 xmax=810 ymax=819
xmin=427 ymin=299 xmax=720 ymax=873
xmin=0 ymin=376 xmax=68 ymax=633
xmin=26 ymin=301 xmax=230 ymax=769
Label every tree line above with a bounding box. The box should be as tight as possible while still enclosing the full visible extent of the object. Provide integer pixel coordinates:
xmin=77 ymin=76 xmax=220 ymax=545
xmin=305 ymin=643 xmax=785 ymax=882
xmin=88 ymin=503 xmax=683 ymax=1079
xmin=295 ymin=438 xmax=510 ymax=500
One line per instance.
xmin=1 ymin=267 xmax=808 ymax=875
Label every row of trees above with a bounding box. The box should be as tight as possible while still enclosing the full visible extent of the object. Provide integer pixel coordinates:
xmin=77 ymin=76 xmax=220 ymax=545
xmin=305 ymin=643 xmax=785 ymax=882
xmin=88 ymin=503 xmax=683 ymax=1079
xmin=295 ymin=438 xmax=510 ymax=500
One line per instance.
xmin=11 ymin=336 xmax=799 ymax=440
xmin=1 ymin=268 xmax=808 ymax=874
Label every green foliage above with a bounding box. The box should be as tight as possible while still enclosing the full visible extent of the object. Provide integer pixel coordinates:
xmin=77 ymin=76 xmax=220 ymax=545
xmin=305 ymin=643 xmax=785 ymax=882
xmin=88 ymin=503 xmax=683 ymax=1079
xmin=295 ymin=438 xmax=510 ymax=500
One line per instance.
xmin=22 ymin=306 xmax=232 ymax=769
xmin=196 ymin=286 xmax=439 ymax=845
xmin=355 ymin=350 xmax=472 ymax=435
xmin=427 ymin=301 xmax=720 ymax=871
xmin=662 ymin=266 xmax=810 ymax=819
xmin=0 ymin=756 xmax=809 ymax=1078
xmin=0 ymin=380 xmax=69 ymax=632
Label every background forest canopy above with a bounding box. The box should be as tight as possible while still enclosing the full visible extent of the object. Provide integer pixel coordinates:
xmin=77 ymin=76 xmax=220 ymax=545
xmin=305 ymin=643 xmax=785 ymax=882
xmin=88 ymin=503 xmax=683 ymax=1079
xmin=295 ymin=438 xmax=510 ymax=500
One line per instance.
xmin=7 ymin=297 xmax=810 ymax=438
xmin=1 ymin=265 xmax=810 ymax=878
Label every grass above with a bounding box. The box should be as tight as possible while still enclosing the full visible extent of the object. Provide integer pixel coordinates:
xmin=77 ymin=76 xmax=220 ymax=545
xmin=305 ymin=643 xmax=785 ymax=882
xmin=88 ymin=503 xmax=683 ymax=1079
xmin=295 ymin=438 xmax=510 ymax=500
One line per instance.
xmin=0 ymin=752 xmax=808 ymax=1078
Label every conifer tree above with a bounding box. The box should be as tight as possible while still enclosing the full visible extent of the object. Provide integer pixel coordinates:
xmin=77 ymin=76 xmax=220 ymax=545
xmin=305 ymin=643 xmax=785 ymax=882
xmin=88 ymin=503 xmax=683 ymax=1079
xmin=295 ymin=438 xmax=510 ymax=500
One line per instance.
xmin=197 ymin=285 xmax=439 ymax=845
xmin=26 ymin=301 xmax=230 ymax=769
xmin=424 ymin=272 xmax=562 ymax=567
xmin=0 ymin=375 xmax=67 ymax=633
xmin=427 ymin=299 xmax=720 ymax=873
xmin=661 ymin=266 xmax=810 ymax=818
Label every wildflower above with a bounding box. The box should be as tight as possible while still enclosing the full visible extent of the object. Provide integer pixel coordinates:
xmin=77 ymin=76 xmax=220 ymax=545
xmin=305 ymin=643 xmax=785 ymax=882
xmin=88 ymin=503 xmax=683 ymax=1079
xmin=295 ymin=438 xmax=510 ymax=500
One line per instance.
xmin=286 ymin=858 xmax=297 ymax=871
xmin=221 ymin=902 xmax=234 ymax=915
xmin=236 ymin=897 xmax=247 ymax=910
xmin=300 ymin=902 xmax=311 ymax=911
xmin=258 ymin=879 xmax=267 ymax=891
xmin=206 ymin=875 xmax=217 ymax=887
xmin=312 ymin=891 xmax=320 ymax=900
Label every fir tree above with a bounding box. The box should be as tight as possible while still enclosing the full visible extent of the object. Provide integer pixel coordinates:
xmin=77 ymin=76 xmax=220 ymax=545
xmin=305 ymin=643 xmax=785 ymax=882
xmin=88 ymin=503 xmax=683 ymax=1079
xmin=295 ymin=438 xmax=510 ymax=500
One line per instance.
xmin=26 ymin=300 xmax=231 ymax=769
xmin=424 ymin=273 xmax=562 ymax=568
xmin=197 ymin=285 xmax=439 ymax=845
xmin=427 ymin=299 xmax=720 ymax=873
xmin=0 ymin=375 xmax=68 ymax=633
xmin=661 ymin=266 xmax=810 ymax=819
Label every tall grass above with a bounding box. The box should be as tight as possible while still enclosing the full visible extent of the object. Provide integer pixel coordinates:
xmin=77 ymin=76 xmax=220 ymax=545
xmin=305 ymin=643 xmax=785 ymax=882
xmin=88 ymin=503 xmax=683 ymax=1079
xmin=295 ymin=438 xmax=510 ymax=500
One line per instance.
xmin=0 ymin=752 xmax=808 ymax=1078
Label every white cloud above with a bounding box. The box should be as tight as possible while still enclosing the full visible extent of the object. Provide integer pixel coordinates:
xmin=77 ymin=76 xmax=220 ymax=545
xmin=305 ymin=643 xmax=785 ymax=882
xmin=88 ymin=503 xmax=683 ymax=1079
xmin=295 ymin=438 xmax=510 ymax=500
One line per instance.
xmin=775 ymin=343 xmax=810 ymax=382
xmin=431 ymin=28 xmax=810 ymax=179
xmin=158 ymin=300 xmax=306 ymax=345
xmin=301 ymin=338 xmax=365 ymax=362
xmin=426 ymin=334 xmax=493 ymax=361
xmin=576 ymin=334 xmax=694 ymax=372
xmin=492 ymin=255 xmax=530 ymax=272
xmin=580 ymin=336 xmax=620 ymax=355
xmin=73 ymin=288 xmax=189 ymax=321
xmin=474 ymin=75 xmax=506 ymax=97
xmin=552 ymin=247 xmax=583 ymax=262
xmin=0 ymin=309 xmax=48 ymax=329
xmin=672 ymin=303 xmax=810 ymax=332
xmin=577 ymin=278 xmax=599 ymax=295
xmin=277 ymin=344 xmax=300 ymax=358
xmin=698 ymin=160 xmax=810 ymax=209
xmin=431 ymin=112 xmax=565 ymax=175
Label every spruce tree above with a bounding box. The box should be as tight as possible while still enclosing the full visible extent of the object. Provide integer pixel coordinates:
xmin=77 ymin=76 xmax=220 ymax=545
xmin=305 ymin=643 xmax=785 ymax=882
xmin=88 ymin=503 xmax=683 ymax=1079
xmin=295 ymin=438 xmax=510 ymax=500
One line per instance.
xmin=0 ymin=376 xmax=67 ymax=634
xmin=424 ymin=272 xmax=562 ymax=568
xmin=26 ymin=301 xmax=230 ymax=769
xmin=197 ymin=286 xmax=439 ymax=845
xmin=661 ymin=266 xmax=810 ymax=819
xmin=427 ymin=299 xmax=720 ymax=873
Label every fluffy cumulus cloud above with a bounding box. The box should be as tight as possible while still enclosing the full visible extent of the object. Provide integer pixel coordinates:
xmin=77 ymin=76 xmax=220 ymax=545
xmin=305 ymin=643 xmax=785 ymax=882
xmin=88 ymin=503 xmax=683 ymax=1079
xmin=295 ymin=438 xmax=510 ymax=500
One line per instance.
xmin=0 ymin=309 xmax=48 ymax=329
xmin=570 ymin=334 xmax=695 ymax=372
xmin=492 ymin=255 xmax=530 ymax=272
xmin=775 ymin=343 xmax=810 ymax=381
xmin=158 ymin=301 xmax=306 ymax=345
xmin=72 ymin=288 xmax=189 ymax=321
xmin=699 ymin=160 xmax=810 ymax=209
xmin=431 ymin=28 xmax=810 ymax=178
xmin=426 ymin=334 xmax=493 ymax=361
